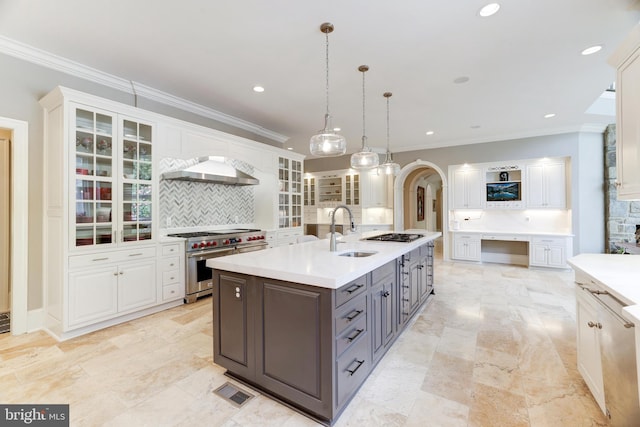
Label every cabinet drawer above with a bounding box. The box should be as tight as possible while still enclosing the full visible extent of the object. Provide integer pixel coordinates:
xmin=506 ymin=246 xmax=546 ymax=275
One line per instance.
xmin=532 ymin=236 xmax=566 ymax=246
xmin=162 ymin=283 xmax=184 ymax=301
xmin=336 ymin=275 xmax=368 ymax=307
xmin=162 ymin=243 xmax=181 ymax=256
xmin=371 ymin=261 xmax=395 ymax=284
xmin=335 ymin=295 xmax=367 ymax=336
xmin=160 ymin=256 xmax=180 ymax=272
xmin=482 ymin=234 xmax=529 ymax=242
xmin=336 ymin=313 xmax=367 ymax=357
xmin=69 ymin=246 xmax=156 ymax=269
xmin=162 ymin=270 xmax=181 ymax=286
xmin=403 ymin=248 xmax=420 ymax=263
xmin=336 ymin=331 xmax=370 ymax=408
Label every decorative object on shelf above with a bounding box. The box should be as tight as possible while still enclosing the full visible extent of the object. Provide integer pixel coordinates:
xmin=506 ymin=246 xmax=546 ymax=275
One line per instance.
xmin=309 ymin=22 xmax=347 ymax=157
xmin=379 ymin=92 xmax=401 ymax=176
xmin=499 ymin=171 xmax=509 ymax=181
xmin=351 ymin=65 xmax=379 ymax=170
xmin=417 ymin=185 xmax=425 ymax=221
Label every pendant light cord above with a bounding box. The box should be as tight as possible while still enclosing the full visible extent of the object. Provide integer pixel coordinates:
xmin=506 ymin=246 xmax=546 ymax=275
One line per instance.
xmin=386 ymin=95 xmax=390 ymax=152
xmin=325 ymin=30 xmax=330 ymax=117
xmin=361 ymin=69 xmax=366 ymax=149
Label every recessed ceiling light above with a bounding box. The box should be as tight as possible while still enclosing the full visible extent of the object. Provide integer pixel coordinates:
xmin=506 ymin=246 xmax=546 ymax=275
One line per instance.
xmin=426 ymin=131 xmax=435 ymax=136
xmin=253 ymin=86 xmax=265 ymax=93
xmin=581 ymin=45 xmax=603 ymax=56
xmin=471 ymin=125 xmax=481 ymax=129
xmin=544 ymin=113 xmax=556 ymax=118
xmin=287 ymin=147 xmax=293 ymax=150
xmin=453 ymin=76 xmax=470 ymax=84
xmin=478 ymin=3 xmax=500 ymax=17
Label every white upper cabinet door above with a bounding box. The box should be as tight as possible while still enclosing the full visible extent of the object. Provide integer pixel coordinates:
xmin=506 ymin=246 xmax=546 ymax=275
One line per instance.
xmin=452 ymin=167 xmax=484 ymax=209
xmin=525 ymin=161 xmax=566 ymax=209
xmin=616 ymin=46 xmax=640 ymax=200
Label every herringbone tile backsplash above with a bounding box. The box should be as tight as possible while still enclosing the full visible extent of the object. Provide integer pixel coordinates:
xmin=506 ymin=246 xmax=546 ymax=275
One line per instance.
xmin=159 ymin=158 xmax=255 ymax=228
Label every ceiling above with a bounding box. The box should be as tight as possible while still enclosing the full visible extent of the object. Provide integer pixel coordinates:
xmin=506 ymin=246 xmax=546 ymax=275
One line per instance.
xmin=1 ymin=0 xmax=639 ymax=157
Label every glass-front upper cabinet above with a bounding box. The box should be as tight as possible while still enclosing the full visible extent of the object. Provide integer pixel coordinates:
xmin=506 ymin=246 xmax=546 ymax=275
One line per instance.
xmin=121 ymin=119 xmax=153 ymax=243
xmin=278 ymin=157 xmax=303 ymax=229
xmin=72 ymin=107 xmax=153 ymax=248
xmin=74 ymin=107 xmax=116 ymax=247
xmin=345 ymin=174 xmax=360 ymax=206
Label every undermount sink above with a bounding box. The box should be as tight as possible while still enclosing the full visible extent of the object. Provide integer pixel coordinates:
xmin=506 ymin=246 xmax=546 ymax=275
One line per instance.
xmin=338 ymin=251 xmax=377 ymax=258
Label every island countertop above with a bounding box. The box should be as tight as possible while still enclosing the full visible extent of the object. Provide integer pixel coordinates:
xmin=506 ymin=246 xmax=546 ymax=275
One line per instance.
xmin=207 ymin=230 xmax=441 ymax=289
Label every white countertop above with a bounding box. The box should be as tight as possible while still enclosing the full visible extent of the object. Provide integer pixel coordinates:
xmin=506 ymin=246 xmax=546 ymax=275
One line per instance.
xmin=567 ymin=253 xmax=640 ymax=321
xmin=450 ymin=230 xmax=573 ymax=237
xmin=207 ymin=230 xmax=441 ymax=289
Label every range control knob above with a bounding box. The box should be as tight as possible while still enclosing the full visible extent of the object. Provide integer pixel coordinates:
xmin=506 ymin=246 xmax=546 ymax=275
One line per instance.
xmin=206 ymin=241 xmax=212 ymax=247
xmin=223 ymin=239 xmax=230 ymax=245
xmin=192 ymin=243 xmax=199 ymax=249
xmin=199 ymin=242 xmax=206 ymax=248
xmin=237 ymin=238 xmax=243 ymax=243
xmin=212 ymin=241 xmax=218 ymax=246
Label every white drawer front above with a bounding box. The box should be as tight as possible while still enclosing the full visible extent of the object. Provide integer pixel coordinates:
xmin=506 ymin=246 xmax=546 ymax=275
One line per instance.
xmin=160 ymin=256 xmax=180 ymax=272
xmin=162 ymin=243 xmax=181 ymax=256
xmin=69 ymin=246 xmax=156 ymax=269
xmin=163 ymin=283 xmax=184 ymax=301
xmin=162 ymin=270 xmax=181 ymax=286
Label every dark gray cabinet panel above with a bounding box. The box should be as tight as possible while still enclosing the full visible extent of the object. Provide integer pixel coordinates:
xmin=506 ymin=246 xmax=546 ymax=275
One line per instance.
xmin=213 ymin=272 xmax=255 ymax=380
xmin=371 ymin=261 xmax=396 ymax=363
xmin=262 ymin=282 xmax=324 ymax=397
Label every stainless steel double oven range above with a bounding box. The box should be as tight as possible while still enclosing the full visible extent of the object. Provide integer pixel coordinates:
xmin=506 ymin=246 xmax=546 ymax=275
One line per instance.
xmin=167 ymin=228 xmax=267 ymax=303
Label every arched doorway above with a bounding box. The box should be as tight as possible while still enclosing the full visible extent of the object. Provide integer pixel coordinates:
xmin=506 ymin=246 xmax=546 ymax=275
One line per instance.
xmin=393 ymin=160 xmax=448 ymax=260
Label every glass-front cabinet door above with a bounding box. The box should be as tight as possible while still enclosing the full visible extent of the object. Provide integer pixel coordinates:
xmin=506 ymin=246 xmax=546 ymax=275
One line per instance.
xmin=121 ymin=118 xmax=153 ymax=243
xmin=278 ymin=157 xmax=303 ymax=229
xmin=71 ymin=106 xmax=153 ymax=249
xmin=74 ymin=106 xmax=116 ymax=247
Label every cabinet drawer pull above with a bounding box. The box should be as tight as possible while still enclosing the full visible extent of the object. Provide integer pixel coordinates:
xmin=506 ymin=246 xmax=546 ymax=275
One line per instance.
xmin=128 ymin=252 xmax=144 ymax=257
xmin=344 ymin=283 xmax=364 ymax=294
xmin=346 ymin=328 xmax=364 ymax=342
xmin=382 ymin=291 xmax=390 ymax=298
xmin=92 ymin=257 xmax=109 ymax=262
xmin=587 ymin=321 xmax=602 ymax=329
xmin=346 ymin=359 xmax=365 ymax=376
xmin=346 ymin=309 xmax=363 ymax=321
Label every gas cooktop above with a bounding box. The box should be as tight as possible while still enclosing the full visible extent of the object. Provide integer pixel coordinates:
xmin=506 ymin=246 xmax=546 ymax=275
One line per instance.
xmin=363 ymin=233 xmax=424 ymax=242
xmin=167 ymin=228 xmax=260 ymax=238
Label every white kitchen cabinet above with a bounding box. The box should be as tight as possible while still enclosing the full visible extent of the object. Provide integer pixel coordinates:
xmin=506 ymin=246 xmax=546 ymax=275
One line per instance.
xmin=67 ymin=247 xmax=156 ymax=329
xmin=344 ymin=173 xmax=360 ymax=206
xmin=451 ymin=167 xmax=484 ymax=209
xmin=609 ymin=25 xmax=640 ymax=200
xmin=529 ymin=236 xmax=570 ymax=268
xmin=39 ymin=87 xmax=183 ymax=340
xmin=278 ymin=156 xmax=303 ymax=229
xmin=361 ymin=170 xmax=389 ymax=208
xmin=159 ymin=241 xmax=185 ymax=302
xmin=575 ymin=284 xmax=606 ymax=414
xmin=452 ymin=233 xmax=481 ymax=261
xmin=525 ymin=161 xmax=566 ymax=209
xmin=304 ymin=176 xmax=316 ymax=207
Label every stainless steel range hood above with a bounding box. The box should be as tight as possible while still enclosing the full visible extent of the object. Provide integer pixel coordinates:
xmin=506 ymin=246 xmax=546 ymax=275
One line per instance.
xmin=161 ymin=156 xmax=259 ymax=186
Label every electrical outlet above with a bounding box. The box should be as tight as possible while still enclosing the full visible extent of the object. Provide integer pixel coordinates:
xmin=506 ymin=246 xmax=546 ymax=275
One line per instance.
xmin=166 ymin=216 xmax=172 ymax=227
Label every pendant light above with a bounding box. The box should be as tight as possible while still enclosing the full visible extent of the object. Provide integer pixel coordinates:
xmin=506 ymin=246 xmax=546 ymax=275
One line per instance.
xmin=350 ymin=65 xmax=379 ymax=170
xmin=379 ymin=92 xmax=401 ymax=176
xmin=309 ymin=22 xmax=347 ymax=157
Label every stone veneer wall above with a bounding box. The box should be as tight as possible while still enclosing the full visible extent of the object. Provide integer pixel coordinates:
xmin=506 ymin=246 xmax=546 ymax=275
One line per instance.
xmin=604 ymin=124 xmax=640 ymax=254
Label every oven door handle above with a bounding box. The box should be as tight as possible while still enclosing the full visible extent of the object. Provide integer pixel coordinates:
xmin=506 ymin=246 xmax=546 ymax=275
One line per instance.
xmin=187 ymin=248 xmax=236 ymax=259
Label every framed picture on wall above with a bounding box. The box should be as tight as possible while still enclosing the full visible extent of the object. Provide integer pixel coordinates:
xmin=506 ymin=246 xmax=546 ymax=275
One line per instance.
xmin=417 ymin=186 xmax=425 ymax=221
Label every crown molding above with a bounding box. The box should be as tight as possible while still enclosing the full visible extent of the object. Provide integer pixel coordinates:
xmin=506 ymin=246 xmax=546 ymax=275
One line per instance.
xmin=0 ymin=35 xmax=289 ymax=144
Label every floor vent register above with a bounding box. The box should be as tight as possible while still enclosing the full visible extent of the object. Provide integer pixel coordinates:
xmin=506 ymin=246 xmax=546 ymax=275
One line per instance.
xmin=0 ymin=312 xmax=9 ymax=334
xmin=214 ymin=382 xmax=254 ymax=407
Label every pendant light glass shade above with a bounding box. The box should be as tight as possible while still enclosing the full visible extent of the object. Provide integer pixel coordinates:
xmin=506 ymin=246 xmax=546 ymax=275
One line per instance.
xmin=379 ymin=92 xmax=401 ymax=176
xmin=350 ymin=65 xmax=379 ymax=170
xmin=310 ymin=23 xmax=346 ymax=157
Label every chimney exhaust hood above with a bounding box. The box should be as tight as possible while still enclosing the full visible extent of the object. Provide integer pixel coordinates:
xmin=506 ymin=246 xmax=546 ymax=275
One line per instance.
xmin=161 ymin=156 xmax=259 ymax=186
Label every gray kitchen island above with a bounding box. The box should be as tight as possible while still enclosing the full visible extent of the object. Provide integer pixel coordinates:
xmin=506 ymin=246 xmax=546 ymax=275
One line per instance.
xmin=207 ymin=230 xmax=441 ymax=425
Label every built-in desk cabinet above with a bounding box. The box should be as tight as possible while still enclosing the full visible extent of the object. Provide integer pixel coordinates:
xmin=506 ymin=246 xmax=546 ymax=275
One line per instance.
xmin=452 ymin=233 xmax=481 ymax=261
xmin=452 ymin=167 xmax=484 ymax=209
xmin=525 ymin=161 xmax=566 ymax=209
